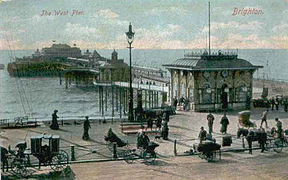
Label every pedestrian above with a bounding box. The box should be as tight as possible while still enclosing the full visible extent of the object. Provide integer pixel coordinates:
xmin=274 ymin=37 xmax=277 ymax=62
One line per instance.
xmin=179 ymin=96 xmax=184 ymax=106
xmin=184 ymin=98 xmax=190 ymax=111
xmin=220 ymin=112 xmax=229 ymax=134
xmin=275 ymin=97 xmax=279 ymax=111
xmin=50 ymin=110 xmax=59 ymax=130
xmin=270 ymin=97 xmax=275 ymax=111
xmin=137 ymin=131 xmax=150 ymax=150
xmin=275 ymin=118 xmax=283 ymax=138
xmin=207 ymin=113 xmax=214 ymax=134
xmin=260 ymin=109 xmax=268 ymax=128
xmin=82 ymin=116 xmax=91 ymax=140
xmin=156 ymin=115 xmax=162 ymax=131
xmin=164 ymin=111 xmax=170 ymax=122
xmin=246 ymin=95 xmax=251 ymax=110
xmin=283 ymin=98 xmax=288 ymax=112
xmin=173 ymin=97 xmax=178 ymax=108
xmin=161 ymin=120 xmax=169 ymax=140
xmin=198 ymin=126 xmax=207 ymax=144
xmin=146 ymin=116 xmax=153 ymax=131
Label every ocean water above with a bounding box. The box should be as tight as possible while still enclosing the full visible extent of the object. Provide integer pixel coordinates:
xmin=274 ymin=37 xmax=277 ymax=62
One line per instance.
xmin=0 ymin=49 xmax=287 ymax=119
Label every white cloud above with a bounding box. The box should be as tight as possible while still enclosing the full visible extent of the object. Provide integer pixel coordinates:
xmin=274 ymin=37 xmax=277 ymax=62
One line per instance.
xmin=202 ymin=21 xmax=264 ymax=33
xmin=31 ymin=14 xmax=55 ymax=22
xmin=0 ymin=38 xmax=21 ymax=50
xmin=96 ymin=9 xmax=119 ymax=19
xmin=147 ymin=7 xmax=188 ymax=16
xmin=272 ymin=24 xmax=288 ymax=34
xmin=65 ymin=23 xmax=101 ymax=40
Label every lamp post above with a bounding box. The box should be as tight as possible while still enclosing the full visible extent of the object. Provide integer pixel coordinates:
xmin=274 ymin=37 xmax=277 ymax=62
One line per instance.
xmin=126 ymin=23 xmax=135 ymax=122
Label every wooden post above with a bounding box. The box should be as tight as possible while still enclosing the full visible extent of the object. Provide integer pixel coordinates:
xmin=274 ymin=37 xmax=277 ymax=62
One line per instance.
xmin=71 ymin=145 xmax=76 ymax=161
xmin=174 ymin=140 xmax=177 ymax=156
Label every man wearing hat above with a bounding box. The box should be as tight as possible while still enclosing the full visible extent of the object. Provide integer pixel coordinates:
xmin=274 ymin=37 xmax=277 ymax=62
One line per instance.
xmin=50 ymin=110 xmax=59 ymax=130
xmin=198 ymin=127 xmax=207 ymax=144
xmin=82 ymin=116 xmax=91 ymax=140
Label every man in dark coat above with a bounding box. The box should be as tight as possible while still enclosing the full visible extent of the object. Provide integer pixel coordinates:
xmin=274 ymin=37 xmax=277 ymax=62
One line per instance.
xmin=82 ymin=116 xmax=91 ymax=140
xmin=207 ymin=113 xmax=215 ymax=134
xmin=137 ymin=131 xmax=150 ymax=150
xmin=50 ymin=110 xmax=59 ymax=130
xmin=146 ymin=116 xmax=153 ymax=131
xmin=220 ymin=112 xmax=229 ymax=134
xmin=275 ymin=97 xmax=280 ymax=111
xmin=173 ymin=97 xmax=178 ymax=108
xmin=161 ymin=120 xmax=169 ymax=140
xmin=156 ymin=115 xmax=162 ymax=131
xmin=198 ymin=127 xmax=207 ymax=144
xmin=275 ymin=118 xmax=283 ymax=138
xmin=270 ymin=97 xmax=275 ymax=111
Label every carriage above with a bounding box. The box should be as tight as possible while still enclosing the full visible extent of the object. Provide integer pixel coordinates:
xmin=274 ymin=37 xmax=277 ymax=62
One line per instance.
xmin=237 ymin=111 xmax=287 ymax=153
xmin=5 ymin=134 xmax=69 ymax=176
xmin=104 ymin=128 xmax=158 ymax=163
xmin=193 ymin=141 xmax=221 ymax=162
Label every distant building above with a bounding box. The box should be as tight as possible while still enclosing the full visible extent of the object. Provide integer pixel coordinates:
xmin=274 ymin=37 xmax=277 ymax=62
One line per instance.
xmin=163 ymin=51 xmax=262 ymax=111
xmin=32 ymin=49 xmax=41 ymax=58
xmin=42 ymin=43 xmax=82 ymax=58
xmin=99 ymin=50 xmax=129 ymax=82
xmin=82 ymin=49 xmax=92 ymax=59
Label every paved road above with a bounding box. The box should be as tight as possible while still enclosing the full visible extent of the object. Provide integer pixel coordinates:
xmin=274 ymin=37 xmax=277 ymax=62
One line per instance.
xmin=71 ymin=151 xmax=288 ymax=180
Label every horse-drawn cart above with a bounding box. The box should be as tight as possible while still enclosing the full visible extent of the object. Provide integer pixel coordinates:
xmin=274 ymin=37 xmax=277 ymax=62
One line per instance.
xmin=3 ymin=134 xmax=69 ymax=177
xmin=104 ymin=128 xmax=159 ymax=163
xmin=193 ymin=141 xmax=221 ymax=162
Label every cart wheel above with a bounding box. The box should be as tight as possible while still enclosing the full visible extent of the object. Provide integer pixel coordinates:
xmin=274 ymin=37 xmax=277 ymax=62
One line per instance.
xmin=50 ymin=150 xmax=69 ymax=171
xmin=273 ymin=138 xmax=283 ymax=153
xmin=11 ymin=157 xmax=29 ymax=177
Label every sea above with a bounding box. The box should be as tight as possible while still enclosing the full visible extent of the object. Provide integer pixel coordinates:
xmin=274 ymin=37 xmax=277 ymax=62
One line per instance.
xmin=0 ymin=49 xmax=287 ymax=120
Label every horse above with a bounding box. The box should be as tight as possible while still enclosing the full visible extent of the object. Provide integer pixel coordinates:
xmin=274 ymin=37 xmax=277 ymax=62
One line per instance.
xmin=237 ymin=128 xmax=267 ymax=154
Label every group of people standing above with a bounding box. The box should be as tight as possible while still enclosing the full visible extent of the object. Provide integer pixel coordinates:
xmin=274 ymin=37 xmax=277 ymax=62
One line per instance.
xmin=50 ymin=110 xmax=91 ymax=141
xmin=145 ymin=112 xmax=170 ymax=140
xmin=206 ymin=112 xmax=230 ymax=135
xmin=198 ymin=112 xmax=230 ymax=143
xmin=172 ymin=96 xmax=190 ymax=111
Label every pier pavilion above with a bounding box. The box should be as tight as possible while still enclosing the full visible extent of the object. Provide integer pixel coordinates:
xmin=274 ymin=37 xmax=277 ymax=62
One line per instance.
xmin=163 ymin=51 xmax=262 ymax=111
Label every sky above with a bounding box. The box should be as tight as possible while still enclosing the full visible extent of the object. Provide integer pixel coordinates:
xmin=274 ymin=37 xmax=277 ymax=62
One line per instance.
xmin=0 ymin=0 xmax=287 ymax=50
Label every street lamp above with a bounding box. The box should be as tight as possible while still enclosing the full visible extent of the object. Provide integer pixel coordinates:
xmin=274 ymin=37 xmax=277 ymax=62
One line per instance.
xmin=126 ymin=23 xmax=135 ymax=122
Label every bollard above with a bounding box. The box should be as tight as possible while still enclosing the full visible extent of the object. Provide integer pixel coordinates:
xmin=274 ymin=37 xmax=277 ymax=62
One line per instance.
xmin=174 ymin=139 xmax=177 ymax=156
xmin=113 ymin=142 xmax=118 ymax=159
xmin=71 ymin=145 xmax=76 ymax=161
xmin=62 ymin=120 xmax=64 ymax=126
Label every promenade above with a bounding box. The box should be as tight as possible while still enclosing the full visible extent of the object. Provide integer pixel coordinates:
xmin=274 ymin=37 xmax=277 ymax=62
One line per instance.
xmin=1 ymin=107 xmax=288 ymax=179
